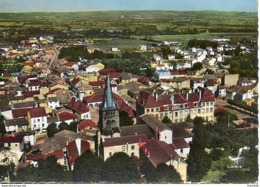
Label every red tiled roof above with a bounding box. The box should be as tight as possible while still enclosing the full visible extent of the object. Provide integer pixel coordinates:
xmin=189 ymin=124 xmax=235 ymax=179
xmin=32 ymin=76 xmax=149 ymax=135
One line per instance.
xmin=89 ymin=81 xmax=105 ymax=87
xmin=84 ymin=93 xmax=135 ymax=118
xmin=66 ymin=139 xmax=90 ymax=164
xmin=24 ymin=61 xmax=35 ymax=67
xmin=103 ymin=134 xmax=149 ymax=147
xmin=23 ymin=90 xmax=40 ymax=99
xmin=160 ymin=79 xmax=171 ymax=83
xmin=12 ymin=108 xmax=30 ymax=118
xmin=58 ymin=111 xmax=77 ymax=121
xmin=108 ymin=72 xmax=122 ymax=79
xmin=78 ymin=119 xmax=97 ymax=131
xmin=197 ymin=87 xmax=215 ymax=102
xmin=26 ymin=150 xmax=64 ymax=161
xmin=68 ymin=97 xmax=89 ymax=114
xmin=172 ymin=138 xmax=189 ymax=149
xmin=138 ymin=76 xmax=150 ymax=83
xmin=28 ymin=79 xmax=41 ymax=86
xmin=140 ymin=139 xmax=178 ymax=167
xmin=17 ymin=75 xmax=37 ymax=84
xmin=30 ymin=107 xmax=47 ymax=118
xmin=137 ymin=91 xmax=161 ymax=108
xmin=98 ymin=68 xmax=117 ymax=76
xmin=174 ymin=93 xmax=187 ymax=104
xmin=71 ymin=77 xmax=80 ymax=85
xmin=171 ymin=70 xmax=187 ymax=76
xmin=187 ymin=92 xmax=199 ymax=102
xmin=64 ymin=61 xmax=76 ymax=67
xmin=45 ymin=88 xmax=62 ymax=96
xmin=0 ymin=135 xmax=24 ymax=143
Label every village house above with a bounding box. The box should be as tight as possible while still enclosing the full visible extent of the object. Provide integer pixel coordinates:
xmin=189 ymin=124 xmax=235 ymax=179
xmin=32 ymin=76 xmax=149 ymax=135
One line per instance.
xmin=136 ymin=87 xmax=215 ymax=123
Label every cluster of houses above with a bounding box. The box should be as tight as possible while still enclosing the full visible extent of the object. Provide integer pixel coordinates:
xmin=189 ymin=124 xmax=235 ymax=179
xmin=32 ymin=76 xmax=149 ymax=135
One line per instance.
xmin=0 ymin=37 xmax=258 ymax=183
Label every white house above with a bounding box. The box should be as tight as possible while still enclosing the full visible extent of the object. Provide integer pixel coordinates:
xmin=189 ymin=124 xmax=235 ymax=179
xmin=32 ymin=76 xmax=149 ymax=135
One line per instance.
xmin=29 ymin=108 xmax=48 ymax=132
xmin=176 ymin=61 xmax=192 ymax=70
xmin=47 ymin=97 xmax=60 ymax=110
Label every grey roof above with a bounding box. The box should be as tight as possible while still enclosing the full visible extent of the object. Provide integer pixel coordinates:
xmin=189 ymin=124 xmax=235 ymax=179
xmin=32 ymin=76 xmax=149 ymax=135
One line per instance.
xmin=48 ymin=97 xmax=59 ymax=102
xmin=47 ymin=116 xmax=59 ymax=123
xmin=139 ymin=114 xmax=171 ymax=132
xmin=120 ymin=124 xmax=154 ymax=139
xmin=101 ymin=75 xmax=118 ymax=110
xmin=13 ymin=101 xmax=36 ymax=109
xmin=5 ymin=118 xmax=29 ymax=127
xmin=30 ymin=130 xmax=88 ymax=154
xmin=166 ymin=122 xmax=194 ymax=139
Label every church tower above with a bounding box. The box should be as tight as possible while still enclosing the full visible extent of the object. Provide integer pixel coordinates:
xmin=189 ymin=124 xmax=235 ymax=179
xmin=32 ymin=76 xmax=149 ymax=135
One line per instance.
xmin=99 ymin=75 xmax=120 ymax=135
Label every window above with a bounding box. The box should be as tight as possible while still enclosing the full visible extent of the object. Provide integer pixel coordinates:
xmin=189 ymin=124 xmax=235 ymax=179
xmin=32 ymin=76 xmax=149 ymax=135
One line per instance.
xmin=156 ymin=108 xmax=159 ymax=112
xmin=190 ymin=110 xmax=193 ymax=115
xmin=198 ymin=109 xmax=201 ymax=114
xmin=109 ymin=152 xmax=112 ymax=156
xmin=210 ymin=108 xmax=213 ymax=113
xmin=206 ymin=108 xmax=209 ymax=113
xmin=202 ymin=109 xmax=205 ymax=114
xmin=151 ymin=108 xmax=154 ymax=112
xmin=165 ymin=136 xmax=167 ymax=139
xmin=147 ymin=109 xmax=150 ymax=113
xmin=210 ymin=102 xmax=213 ymax=106
xmin=180 ymin=111 xmax=183 ymax=117
xmin=131 ymin=153 xmax=135 ymax=156
xmin=15 ymin=144 xmax=18 ymax=147
xmin=131 ymin=145 xmax=135 ymax=150
xmin=206 ymin=102 xmax=209 ymax=106
xmin=175 ymin=112 xmax=178 ymax=117
xmin=37 ymin=119 xmax=40 ymax=122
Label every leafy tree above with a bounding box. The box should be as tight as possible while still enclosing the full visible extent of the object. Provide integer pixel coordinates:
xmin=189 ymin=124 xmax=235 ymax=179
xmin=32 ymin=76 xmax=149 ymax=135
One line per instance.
xmin=146 ymin=163 xmax=183 ymax=184
xmin=119 ymin=111 xmax=134 ymax=126
xmin=16 ymin=156 xmax=67 ymax=182
xmin=192 ymin=62 xmax=203 ymax=71
xmin=102 ymin=152 xmax=140 ymax=183
xmin=192 ymin=117 xmax=207 ymax=146
xmin=0 ymin=115 xmax=6 ymax=135
xmin=161 ymin=116 xmax=172 ymax=123
xmin=185 ymin=114 xmax=192 ymax=123
xmin=46 ymin=122 xmax=59 ymax=137
xmin=58 ymin=122 xmax=69 ymax=131
xmin=73 ymin=150 xmax=104 ymax=183
xmin=244 ymin=148 xmax=258 ymax=177
xmin=186 ymin=145 xmax=211 ymax=182
xmin=69 ymin=121 xmax=78 ymax=132
xmin=161 ymin=46 xmax=171 ymax=59
xmin=145 ymin=67 xmax=155 ymax=77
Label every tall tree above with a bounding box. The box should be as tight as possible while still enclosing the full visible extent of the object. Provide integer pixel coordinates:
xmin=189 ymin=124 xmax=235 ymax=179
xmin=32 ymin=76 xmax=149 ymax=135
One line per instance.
xmin=73 ymin=150 xmax=104 ymax=183
xmin=119 ymin=111 xmax=134 ymax=126
xmin=102 ymin=152 xmax=140 ymax=183
xmin=46 ymin=122 xmax=59 ymax=137
xmin=0 ymin=115 xmax=6 ymax=135
xmin=146 ymin=163 xmax=183 ymax=184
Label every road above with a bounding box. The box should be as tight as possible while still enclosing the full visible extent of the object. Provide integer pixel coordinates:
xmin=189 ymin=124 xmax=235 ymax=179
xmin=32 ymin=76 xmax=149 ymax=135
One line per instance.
xmin=215 ymin=98 xmax=257 ymax=120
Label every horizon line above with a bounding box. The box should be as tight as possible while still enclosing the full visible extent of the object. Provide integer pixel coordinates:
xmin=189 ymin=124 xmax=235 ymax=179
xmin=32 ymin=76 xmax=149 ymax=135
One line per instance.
xmin=0 ymin=9 xmax=257 ymax=13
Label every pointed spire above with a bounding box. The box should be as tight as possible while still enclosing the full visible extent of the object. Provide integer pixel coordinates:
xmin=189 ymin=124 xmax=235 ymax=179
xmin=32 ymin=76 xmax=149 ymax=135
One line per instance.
xmin=101 ymin=74 xmax=118 ymax=110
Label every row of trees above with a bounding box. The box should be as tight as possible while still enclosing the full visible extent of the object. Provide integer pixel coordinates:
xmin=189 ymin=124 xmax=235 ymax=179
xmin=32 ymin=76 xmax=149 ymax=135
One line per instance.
xmin=14 ymin=151 xmax=182 ymax=183
xmin=227 ymin=99 xmax=258 ymax=114
xmin=187 ymin=39 xmax=218 ymax=49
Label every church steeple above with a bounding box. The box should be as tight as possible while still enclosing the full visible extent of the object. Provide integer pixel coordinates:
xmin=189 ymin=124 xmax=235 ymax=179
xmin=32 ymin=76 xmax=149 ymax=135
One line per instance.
xmin=99 ymin=74 xmax=120 ymax=134
xmin=101 ymin=75 xmax=118 ymax=110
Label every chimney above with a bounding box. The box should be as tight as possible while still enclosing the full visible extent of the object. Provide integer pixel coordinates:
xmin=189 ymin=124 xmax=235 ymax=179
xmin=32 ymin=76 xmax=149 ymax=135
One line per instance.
xmin=171 ymin=94 xmax=175 ymax=105
xmin=75 ymin=138 xmax=82 ymax=156
xmin=186 ymin=93 xmax=189 ymax=101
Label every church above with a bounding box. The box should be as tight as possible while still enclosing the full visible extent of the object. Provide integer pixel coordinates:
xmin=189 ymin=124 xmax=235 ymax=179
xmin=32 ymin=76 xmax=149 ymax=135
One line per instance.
xmin=98 ymin=75 xmax=190 ymax=182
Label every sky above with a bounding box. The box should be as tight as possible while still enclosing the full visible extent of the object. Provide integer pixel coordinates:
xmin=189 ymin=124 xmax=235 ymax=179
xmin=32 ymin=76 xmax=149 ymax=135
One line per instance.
xmin=0 ymin=0 xmax=258 ymax=12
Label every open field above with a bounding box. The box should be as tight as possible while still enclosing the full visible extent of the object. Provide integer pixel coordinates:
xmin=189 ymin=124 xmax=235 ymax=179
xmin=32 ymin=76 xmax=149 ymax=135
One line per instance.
xmin=0 ymin=10 xmax=257 ymax=32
